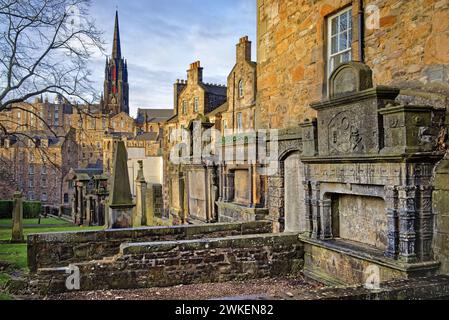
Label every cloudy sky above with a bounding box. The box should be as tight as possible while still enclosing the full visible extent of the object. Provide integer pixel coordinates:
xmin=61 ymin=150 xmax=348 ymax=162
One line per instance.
xmin=87 ymin=0 xmax=257 ymax=117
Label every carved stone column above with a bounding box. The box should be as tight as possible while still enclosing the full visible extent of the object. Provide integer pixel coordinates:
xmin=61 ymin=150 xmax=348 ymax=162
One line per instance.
xmin=303 ymin=181 xmax=313 ymax=237
xmin=416 ymin=186 xmax=433 ymax=261
xmin=398 ymin=186 xmax=418 ymax=262
xmin=311 ymin=181 xmax=321 ymax=239
xmin=85 ymin=195 xmax=92 ymax=226
xmin=320 ymin=199 xmax=333 ymax=240
xmin=385 ymin=186 xmax=399 ymax=259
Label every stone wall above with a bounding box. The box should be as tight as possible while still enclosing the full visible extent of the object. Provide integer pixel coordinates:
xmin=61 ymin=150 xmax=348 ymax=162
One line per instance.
xmin=27 ymin=221 xmax=272 ymax=272
xmin=433 ymin=157 xmax=449 ymax=274
xmin=256 ymin=0 xmax=449 ymax=130
xmin=35 ymin=233 xmax=303 ymax=294
xmin=217 ymin=202 xmax=269 ymax=224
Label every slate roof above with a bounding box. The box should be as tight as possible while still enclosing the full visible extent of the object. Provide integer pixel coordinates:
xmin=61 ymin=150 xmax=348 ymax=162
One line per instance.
xmin=135 ymin=108 xmax=174 ymax=125
xmin=134 ymin=132 xmax=159 ymax=141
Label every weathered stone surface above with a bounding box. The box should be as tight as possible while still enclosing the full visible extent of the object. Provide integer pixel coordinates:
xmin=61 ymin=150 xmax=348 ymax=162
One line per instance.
xmin=27 ymin=221 xmax=272 ymax=272
xmin=217 ymin=202 xmax=268 ymax=223
xmin=302 ymin=238 xmax=439 ymax=287
xmin=108 ymin=140 xmax=135 ymax=229
xmin=33 ymin=233 xmax=303 ymax=294
xmin=433 ymin=158 xmax=449 ymax=275
xmin=11 ymin=191 xmax=24 ymax=243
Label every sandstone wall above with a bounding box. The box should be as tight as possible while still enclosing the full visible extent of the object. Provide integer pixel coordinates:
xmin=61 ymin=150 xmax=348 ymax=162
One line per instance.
xmin=433 ymin=157 xmax=449 ymax=274
xmin=27 ymin=221 xmax=272 ymax=272
xmin=256 ymin=0 xmax=449 ymax=130
xmin=35 ymin=233 xmax=303 ymax=294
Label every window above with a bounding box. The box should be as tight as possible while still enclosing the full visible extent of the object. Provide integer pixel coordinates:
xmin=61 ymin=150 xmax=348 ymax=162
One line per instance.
xmin=236 ymin=113 xmax=243 ymax=132
xmin=328 ymin=7 xmax=353 ymax=77
xmin=29 ymin=165 xmax=34 ymax=175
xmin=238 ymin=80 xmax=244 ymax=98
xmin=29 ymin=178 xmax=34 ymax=188
xmin=41 ymin=165 xmax=47 ymax=175
xmin=28 ymin=191 xmax=35 ymax=201
xmin=182 ymin=100 xmax=187 ymax=115
xmin=41 ymin=193 xmax=48 ymax=202
xmin=41 ymin=177 xmax=47 ymax=188
xmin=194 ymin=97 xmax=199 ymax=113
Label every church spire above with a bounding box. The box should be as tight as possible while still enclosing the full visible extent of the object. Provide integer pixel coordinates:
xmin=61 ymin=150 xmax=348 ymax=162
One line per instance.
xmin=103 ymin=10 xmax=129 ymax=115
xmin=112 ymin=10 xmax=121 ymax=59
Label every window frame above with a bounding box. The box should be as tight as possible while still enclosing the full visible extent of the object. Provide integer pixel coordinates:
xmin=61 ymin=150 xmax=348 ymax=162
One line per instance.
xmin=238 ymin=79 xmax=244 ymax=98
xmin=193 ymin=97 xmax=199 ymax=113
xmin=327 ymin=6 xmax=353 ymax=78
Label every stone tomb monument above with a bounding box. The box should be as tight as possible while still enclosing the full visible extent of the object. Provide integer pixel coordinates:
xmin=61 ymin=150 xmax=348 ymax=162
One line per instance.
xmin=108 ymin=140 xmax=135 ymax=229
xmin=298 ymin=62 xmax=446 ymax=286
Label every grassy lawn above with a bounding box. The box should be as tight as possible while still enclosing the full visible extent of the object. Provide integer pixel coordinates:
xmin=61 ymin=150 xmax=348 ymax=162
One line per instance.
xmin=0 ymin=217 xmax=72 ymax=227
xmin=0 ymin=224 xmax=104 ymax=300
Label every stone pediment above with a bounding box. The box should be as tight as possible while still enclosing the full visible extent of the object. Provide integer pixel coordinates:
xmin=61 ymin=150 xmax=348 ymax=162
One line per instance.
xmin=329 ymin=62 xmax=373 ymax=99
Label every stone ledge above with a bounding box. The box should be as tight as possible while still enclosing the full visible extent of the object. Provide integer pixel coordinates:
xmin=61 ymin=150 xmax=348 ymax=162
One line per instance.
xmin=300 ymin=236 xmax=440 ymax=273
xmin=120 ymin=232 xmax=300 ymax=255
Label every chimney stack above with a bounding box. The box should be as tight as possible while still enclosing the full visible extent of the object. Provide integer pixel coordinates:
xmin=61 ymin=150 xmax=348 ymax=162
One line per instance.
xmin=237 ymin=36 xmax=251 ymax=62
xmin=187 ymin=60 xmax=203 ymax=84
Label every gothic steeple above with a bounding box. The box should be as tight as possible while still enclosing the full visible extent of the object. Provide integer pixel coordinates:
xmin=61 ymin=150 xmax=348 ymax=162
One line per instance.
xmin=112 ymin=10 xmax=121 ymax=60
xmin=103 ymin=10 xmax=129 ymax=116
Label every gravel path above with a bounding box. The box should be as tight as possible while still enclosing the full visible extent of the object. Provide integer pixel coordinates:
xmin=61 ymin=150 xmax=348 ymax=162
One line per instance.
xmin=48 ymin=276 xmax=323 ymax=300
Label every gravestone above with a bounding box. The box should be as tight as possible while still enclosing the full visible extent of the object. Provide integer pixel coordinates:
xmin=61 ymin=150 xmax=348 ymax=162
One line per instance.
xmin=11 ymin=191 xmax=24 ymax=243
xmin=107 ymin=140 xmax=135 ymax=229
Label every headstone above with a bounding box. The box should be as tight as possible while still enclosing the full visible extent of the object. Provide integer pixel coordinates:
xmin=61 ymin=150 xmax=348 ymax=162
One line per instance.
xmin=11 ymin=192 xmax=24 ymax=243
xmin=107 ymin=140 xmax=135 ymax=229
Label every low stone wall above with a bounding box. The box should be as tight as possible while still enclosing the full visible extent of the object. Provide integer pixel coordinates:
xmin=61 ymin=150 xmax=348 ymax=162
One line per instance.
xmin=27 ymin=221 xmax=272 ymax=272
xmin=35 ymin=233 xmax=303 ymax=295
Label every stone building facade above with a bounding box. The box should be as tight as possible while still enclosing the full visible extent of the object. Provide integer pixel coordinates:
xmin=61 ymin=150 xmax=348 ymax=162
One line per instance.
xmin=214 ymin=37 xmax=267 ymax=223
xmin=0 ymin=128 xmax=78 ymax=208
xmin=256 ymin=0 xmax=449 ymax=129
xmin=163 ymin=61 xmax=227 ymax=224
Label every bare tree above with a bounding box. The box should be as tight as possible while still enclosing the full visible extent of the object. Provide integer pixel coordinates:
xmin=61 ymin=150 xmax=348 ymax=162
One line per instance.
xmin=0 ymin=0 xmax=104 ymax=112
xmin=0 ymin=0 xmax=105 ymax=205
